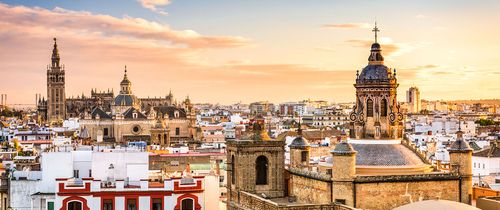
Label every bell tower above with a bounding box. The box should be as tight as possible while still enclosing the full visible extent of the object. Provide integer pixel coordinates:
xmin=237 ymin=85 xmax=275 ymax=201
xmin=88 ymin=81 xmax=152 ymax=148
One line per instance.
xmin=226 ymin=117 xmax=285 ymax=209
xmin=47 ymin=38 xmax=66 ymax=123
xmin=349 ymin=23 xmax=403 ymax=140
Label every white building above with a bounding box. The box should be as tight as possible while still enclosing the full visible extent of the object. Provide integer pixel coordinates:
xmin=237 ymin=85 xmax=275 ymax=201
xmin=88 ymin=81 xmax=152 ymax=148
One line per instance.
xmin=472 ymin=140 xmax=500 ymax=176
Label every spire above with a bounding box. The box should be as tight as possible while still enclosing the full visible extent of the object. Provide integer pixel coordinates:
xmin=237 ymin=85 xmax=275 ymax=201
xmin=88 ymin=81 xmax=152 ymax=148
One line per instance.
xmin=372 ymin=22 xmax=380 ymax=43
xmin=297 ymin=121 xmax=302 ymax=136
xmin=456 ymin=117 xmax=464 ymax=139
xmin=368 ymin=22 xmax=384 ymax=65
xmin=51 ymin=37 xmax=60 ymax=67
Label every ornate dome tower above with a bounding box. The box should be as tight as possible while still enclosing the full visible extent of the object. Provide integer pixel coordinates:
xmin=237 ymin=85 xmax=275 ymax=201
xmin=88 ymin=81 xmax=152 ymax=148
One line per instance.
xmin=349 ymin=23 xmax=403 ymax=140
xmin=113 ymin=66 xmax=141 ymax=113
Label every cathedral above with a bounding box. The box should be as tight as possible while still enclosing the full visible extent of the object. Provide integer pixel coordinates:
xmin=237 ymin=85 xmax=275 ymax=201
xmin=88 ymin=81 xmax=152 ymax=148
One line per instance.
xmin=227 ymin=24 xmax=473 ymax=210
xmin=37 ymin=38 xmax=196 ymax=145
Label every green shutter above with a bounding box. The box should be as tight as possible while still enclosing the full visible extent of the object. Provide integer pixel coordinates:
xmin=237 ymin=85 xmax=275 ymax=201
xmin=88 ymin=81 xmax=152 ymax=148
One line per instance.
xmin=47 ymin=201 xmax=54 ymax=210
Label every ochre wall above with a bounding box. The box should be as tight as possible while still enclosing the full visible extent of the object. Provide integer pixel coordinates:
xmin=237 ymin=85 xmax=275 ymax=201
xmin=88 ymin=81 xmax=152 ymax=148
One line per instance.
xmin=289 ymin=174 xmax=331 ymax=204
xmin=355 ymin=180 xmax=460 ymax=210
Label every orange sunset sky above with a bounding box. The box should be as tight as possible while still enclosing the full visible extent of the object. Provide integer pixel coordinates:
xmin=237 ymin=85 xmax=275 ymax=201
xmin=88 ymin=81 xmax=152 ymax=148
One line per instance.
xmin=0 ymin=1 xmax=499 ymax=105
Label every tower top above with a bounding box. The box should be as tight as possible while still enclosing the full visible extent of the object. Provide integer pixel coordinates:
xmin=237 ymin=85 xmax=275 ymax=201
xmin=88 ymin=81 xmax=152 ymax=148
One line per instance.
xmin=372 ymin=22 xmax=380 ymax=43
xmin=51 ymin=37 xmax=61 ymax=67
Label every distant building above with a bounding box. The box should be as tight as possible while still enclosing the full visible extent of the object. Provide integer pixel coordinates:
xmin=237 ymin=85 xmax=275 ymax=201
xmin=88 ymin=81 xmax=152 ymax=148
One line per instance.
xmin=406 ymin=86 xmax=421 ymax=113
xmin=249 ymin=101 xmax=274 ymax=116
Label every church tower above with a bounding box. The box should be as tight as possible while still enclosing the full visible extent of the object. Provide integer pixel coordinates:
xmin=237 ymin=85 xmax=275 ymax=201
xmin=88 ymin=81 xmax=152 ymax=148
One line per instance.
xmin=226 ymin=116 xmax=285 ymax=209
xmin=349 ymin=23 xmax=403 ymax=140
xmin=47 ymin=38 xmax=66 ymax=123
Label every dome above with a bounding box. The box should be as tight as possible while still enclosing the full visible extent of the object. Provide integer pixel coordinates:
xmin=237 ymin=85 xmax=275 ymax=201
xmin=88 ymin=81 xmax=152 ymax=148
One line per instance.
xmin=114 ymin=94 xmax=139 ymax=106
xmin=358 ymin=64 xmax=391 ymax=81
xmin=356 ymin=40 xmax=397 ymax=83
xmin=289 ymin=136 xmax=309 ymax=148
xmin=449 ymin=139 xmax=473 ymax=152
xmin=331 ymin=142 xmax=356 ymax=155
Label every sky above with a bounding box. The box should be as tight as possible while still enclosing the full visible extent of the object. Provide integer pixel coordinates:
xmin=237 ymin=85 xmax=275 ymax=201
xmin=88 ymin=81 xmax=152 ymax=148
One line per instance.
xmin=0 ymin=0 xmax=499 ymax=105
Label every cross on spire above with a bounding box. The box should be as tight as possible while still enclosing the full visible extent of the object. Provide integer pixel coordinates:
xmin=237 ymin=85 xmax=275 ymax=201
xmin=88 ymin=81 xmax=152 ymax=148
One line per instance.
xmin=372 ymin=22 xmax=380 ymax=43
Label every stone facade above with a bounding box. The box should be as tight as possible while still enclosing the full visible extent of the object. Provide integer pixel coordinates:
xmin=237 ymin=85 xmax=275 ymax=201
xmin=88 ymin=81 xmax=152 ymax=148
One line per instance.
xmin=288 ymin=170 xmax=332 ymax=204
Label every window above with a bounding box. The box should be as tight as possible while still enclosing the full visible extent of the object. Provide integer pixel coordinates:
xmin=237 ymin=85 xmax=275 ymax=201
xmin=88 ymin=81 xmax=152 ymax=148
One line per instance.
xmin=366 ymin=99 xmax=374 ymax=117
xmin=335 ymin=199 xmax=346 ymax=205
xmin=103 ymin=199 xmax=113 ymax=210
xmin=73 ymin=170 xmax=79 ymax=178
xmin=164 ymin=134 xmax=168 ymax=145
xmin=181 ymin=199 xmax=194 ymax=210
xmin=474 ymin=163 xmax=476 ymax=168
xmin=89 ymin=170 xmax=92 ymax=178
xmin=103 ymin=128 xmax=109 ymax=136
xmin=47 ymin=201 xmax=54 ymax=210
xmin=301 ymin=151 xmax=308 ymax=162
xmin=231 ymin=155 xmax=236 ymax=185
xmin=255 ymin=155 xmax=268 ymax=185
xmin=152 ymin=198 xmax=162 ymax=210
xmin=381 ymin=99 xmax=387 ymax=117
xmin=127 ymin=199 xmax=137 ymax=210
xmin=175 ymin=127 xmax=180 ymax=136
xmin=67 ymin=201 xmax=82 ymax=210
xmin=483 ymin=164 xmax=485 ymax=169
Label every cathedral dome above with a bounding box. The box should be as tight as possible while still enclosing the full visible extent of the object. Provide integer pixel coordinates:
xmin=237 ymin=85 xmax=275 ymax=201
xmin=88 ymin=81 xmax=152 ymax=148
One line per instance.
xmin=114 ymin=94 xmax=139 ymax=106
xmin=358 ymin=64 xmax=391 ymax=81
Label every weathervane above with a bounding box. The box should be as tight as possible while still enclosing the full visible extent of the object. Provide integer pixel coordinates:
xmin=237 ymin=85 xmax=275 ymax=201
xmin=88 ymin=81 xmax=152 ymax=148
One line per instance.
xmin=372 ymin=22 xmax=380 ymax=43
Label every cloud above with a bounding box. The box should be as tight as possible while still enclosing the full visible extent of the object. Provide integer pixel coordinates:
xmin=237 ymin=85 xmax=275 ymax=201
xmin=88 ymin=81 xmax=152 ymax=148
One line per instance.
xmin=322 ymin=23 xmax=371 ymax=29
xmin=314 ymin=46 xmax=336 ymax=52
xmin=415 ymin=14 xmax=427 ymax=19
xmin=0 ymin=3 xmax=249 ymax=49
xmin=345 ymin=37 xmax=423 ymax=57
xmin=138 ymin=0 xmax=171 ymax=15
xmin=407 ymin=64 xmax=441 ymax=70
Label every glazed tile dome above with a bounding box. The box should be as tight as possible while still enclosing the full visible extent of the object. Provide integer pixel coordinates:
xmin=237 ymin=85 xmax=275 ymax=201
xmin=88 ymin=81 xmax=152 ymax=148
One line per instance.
xmin=114 ymin=94 xmax=139 ymax=106
xmin=358 ymin=64 xmax=391 ymax=81
xmin=356 ymin=42 xmax=396 ymax=82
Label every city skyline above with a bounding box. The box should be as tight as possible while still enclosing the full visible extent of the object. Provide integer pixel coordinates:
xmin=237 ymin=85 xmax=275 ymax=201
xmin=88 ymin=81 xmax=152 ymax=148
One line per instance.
xmin=1 ymin=1 xmax=499 ymax=105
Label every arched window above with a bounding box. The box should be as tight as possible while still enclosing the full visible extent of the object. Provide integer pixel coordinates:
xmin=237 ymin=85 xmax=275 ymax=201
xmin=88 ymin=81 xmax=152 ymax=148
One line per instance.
xmin=164 ymin=134 xmax=168 ymax=145
xmin=68 ymin=201 xmax=83 ymax=210
xmin=157 ymin=134 xmax=161 ymax=141
xmin=256 ymin=155 xmax=268 ymax=185
xmin=231 ymin=155 xmax=235 ymax=184
xmin=367 ymin=99 xmax=374 ymax=117
xmin=381 ymin=99 xmax=387 ymax=117
xmin=181 ymin=198 xmax=194 ymax=210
